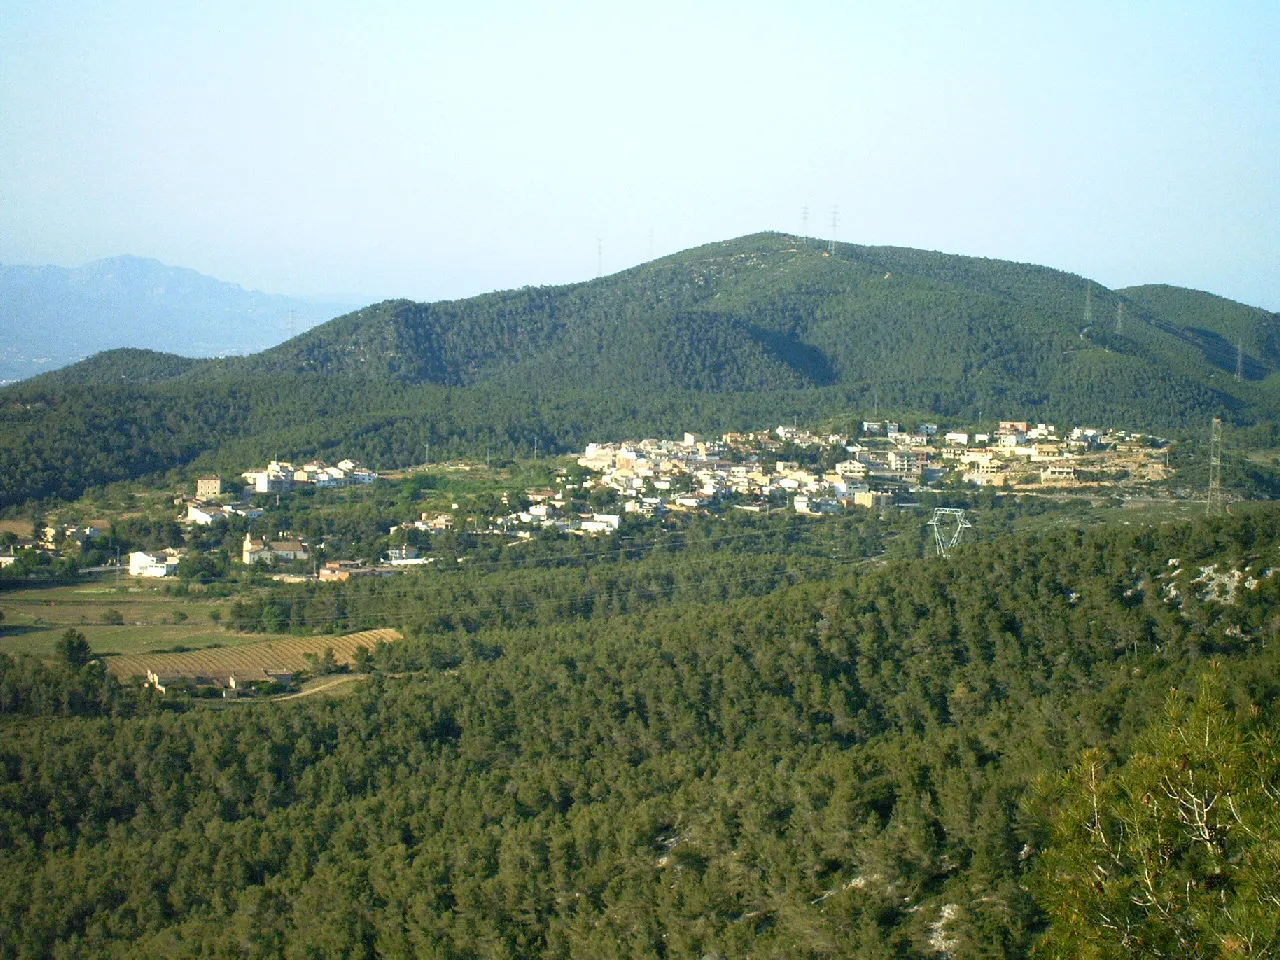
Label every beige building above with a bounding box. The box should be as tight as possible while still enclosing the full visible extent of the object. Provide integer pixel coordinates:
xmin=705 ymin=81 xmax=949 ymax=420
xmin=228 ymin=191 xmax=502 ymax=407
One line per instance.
xmin=852 ymin=491 xmax=893 ymax=510
xmin=196 ymin=475 xmax=225 ymax=498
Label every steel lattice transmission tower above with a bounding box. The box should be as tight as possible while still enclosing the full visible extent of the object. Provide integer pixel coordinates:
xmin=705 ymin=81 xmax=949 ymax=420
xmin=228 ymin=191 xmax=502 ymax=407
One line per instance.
xmin=1207 ymin=417 xmax=1225 ymax=516
xmin=928 ymin=507 xmax=973 ymax=558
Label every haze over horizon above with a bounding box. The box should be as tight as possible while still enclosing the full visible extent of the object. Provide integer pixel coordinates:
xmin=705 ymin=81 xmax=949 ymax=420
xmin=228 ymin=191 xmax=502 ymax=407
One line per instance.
xmin=2 ymin=1 xmax=1277 ymax=311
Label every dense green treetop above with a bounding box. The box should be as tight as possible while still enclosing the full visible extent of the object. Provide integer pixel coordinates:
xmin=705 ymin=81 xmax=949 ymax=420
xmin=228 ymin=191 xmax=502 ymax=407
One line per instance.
xmin=4 ymin=506 xmax=1280 ymax=956
xmin=19 ymin=348 xmax=199 ymax=388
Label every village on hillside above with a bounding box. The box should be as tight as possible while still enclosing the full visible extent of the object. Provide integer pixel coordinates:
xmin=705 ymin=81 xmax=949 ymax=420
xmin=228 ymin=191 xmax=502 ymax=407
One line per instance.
xmin=1 ymin=419 xmax=1176 ymax=583
xmin=175 ymin=419 xmax=1171 ymax=579
xmin=570 ymin=419 xmax=1170 ymax=521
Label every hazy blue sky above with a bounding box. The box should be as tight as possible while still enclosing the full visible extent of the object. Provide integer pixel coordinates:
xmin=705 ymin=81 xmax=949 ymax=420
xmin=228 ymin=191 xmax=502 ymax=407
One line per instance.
xmin=2 ymin=1 xmax=1277 ymax=309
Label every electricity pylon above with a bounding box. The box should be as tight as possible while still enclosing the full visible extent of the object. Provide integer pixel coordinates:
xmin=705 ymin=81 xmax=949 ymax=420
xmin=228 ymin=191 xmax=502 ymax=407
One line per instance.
xmin=1207 ymin=417 xmax=1225 ymax=517
xmin=928 ymin=507 xmax=972 ymax=558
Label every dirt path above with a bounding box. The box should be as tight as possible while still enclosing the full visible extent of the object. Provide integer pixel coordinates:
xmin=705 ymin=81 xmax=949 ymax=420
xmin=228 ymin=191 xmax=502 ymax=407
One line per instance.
xmin=276 ymin=673 xmax=367 ymax=700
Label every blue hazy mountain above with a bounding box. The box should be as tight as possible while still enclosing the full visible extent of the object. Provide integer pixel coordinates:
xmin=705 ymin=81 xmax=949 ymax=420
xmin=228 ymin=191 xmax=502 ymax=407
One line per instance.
xmin=0 ymin=255 xmax=368 ymax=382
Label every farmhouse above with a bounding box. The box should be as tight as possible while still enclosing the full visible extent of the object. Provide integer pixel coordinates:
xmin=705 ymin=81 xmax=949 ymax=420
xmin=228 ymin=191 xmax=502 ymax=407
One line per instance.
xmin=1040 ymin=463 xmax=1077 ymax=483
xmin=129 ymin=549 xmax=183 ymax=578
xmin=229 ymin=670 xmax=295 ymax=691
xmin=186 ymin=502 xmax=230 ymax=525
xmin=241 ymin=534 xmax=310 ymax=566
xmin=145 ymin=668 xmax=295 ymax=697
xmin=320 ymin=560 xmax=385 ymax=581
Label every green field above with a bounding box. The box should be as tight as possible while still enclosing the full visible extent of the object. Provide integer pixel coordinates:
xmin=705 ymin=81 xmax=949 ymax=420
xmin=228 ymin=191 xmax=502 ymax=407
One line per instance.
xmin=0 ymin=577 xmax=264 ymax=659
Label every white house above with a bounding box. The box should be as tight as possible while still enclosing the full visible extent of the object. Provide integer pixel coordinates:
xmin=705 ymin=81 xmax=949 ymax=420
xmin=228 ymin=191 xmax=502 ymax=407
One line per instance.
xmin=186 ymin=503 xmax=229 ymax=525
xmin=578 ymin=514 xmax=621 ymax=534
xmin=129 ymin=549 xmax=182 ymax=577
xmin=242 ymin=468 xmax=293 ymax=494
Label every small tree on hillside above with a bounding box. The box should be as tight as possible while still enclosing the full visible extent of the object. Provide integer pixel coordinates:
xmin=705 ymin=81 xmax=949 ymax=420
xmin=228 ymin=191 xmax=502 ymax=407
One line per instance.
xmin=55 ymin=629 xmax=93 ymax=669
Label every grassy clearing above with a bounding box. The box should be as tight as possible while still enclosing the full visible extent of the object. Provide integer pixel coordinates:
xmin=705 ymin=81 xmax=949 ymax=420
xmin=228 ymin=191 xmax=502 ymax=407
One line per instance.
xmin=1242 ymin=447 xmax=1280 ymax=465
xmin=1 ymin=577 xmax=254 ymax=658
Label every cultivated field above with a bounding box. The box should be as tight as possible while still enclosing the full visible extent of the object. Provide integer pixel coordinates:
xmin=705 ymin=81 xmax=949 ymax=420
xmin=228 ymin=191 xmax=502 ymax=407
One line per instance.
xmin=0 ymin=579 xmax=260 ymax=658
xmin=104 ymin=628 xmax=402 ymax=680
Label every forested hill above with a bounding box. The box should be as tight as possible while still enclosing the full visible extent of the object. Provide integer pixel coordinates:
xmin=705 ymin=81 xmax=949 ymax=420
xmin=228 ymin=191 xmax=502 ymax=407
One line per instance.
xmin=223 ymin=233 xmax=1280 ymax=418
xmin=28 ymin=233 xmax=1280 ymax=416
xmin=18 ymin=348 xmax=199 ymax=387
xmin=3 ymin=233 xmax=1279 ymax=507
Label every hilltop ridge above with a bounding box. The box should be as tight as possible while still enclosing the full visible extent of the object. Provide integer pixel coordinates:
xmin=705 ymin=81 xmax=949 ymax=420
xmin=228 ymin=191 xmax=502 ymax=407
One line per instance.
xmin=198 ymin=232 xmax=1280 ymax=424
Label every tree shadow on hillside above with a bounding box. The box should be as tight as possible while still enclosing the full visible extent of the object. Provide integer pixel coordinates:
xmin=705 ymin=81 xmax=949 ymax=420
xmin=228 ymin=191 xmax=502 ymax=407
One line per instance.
xmin=748 ymin=326 xmax=839 ymax=386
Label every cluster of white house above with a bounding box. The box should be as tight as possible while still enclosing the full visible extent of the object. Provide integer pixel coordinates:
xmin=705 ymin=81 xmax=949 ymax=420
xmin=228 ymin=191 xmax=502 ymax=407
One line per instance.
xmin=578 ymin=435 xmax=890 ymax=519
xmin=573 ymin=419 xmax=1136 ymax=510
xmin=240 ymin=459 xmax=377 ymax=494
xmin=390 ymin=492 xmax=625 ymax=541
xmin=577 ymin=433 xmax=891 ymax=516
xmin=64 ymin=420 xmax=1157 ymax=583
xmin=126 ymin=535 xmax=314 ymax=578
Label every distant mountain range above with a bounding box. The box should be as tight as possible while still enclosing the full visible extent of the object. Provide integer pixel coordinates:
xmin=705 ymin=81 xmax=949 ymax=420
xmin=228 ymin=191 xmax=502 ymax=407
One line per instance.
xmin=0 ymin=256 xmax=368 ymax=383
xmin=3 ymin=233 xmax=1278 ymax=508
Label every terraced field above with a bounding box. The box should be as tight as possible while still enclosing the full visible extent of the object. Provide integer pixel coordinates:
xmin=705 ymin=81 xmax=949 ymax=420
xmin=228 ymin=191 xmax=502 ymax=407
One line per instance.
xmin=104 ymin=628 xmax=402 ymax=680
